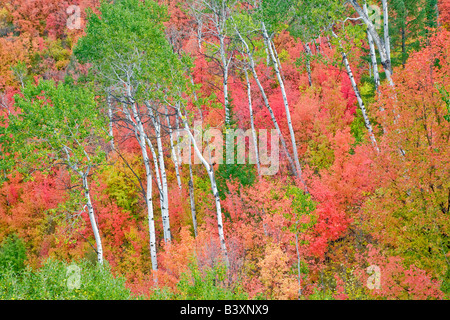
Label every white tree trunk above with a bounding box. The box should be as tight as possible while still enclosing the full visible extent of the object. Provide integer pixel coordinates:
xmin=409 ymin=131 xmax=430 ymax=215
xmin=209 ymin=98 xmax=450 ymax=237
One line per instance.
xmin=142 ymin=147 xmax=158 ymax=273
xmin=364 ymin=3 xmax=381 ymax=92
xmin=381 ymin=0 xmax=391 ymax=63
xmin=244 ymin=68 xmax=261 ymax=175
xmin=305 ymin=43 xmax=313 ymax=87
xmin=147 ymin=105 xmax=171 ymax=243
xmin=234 ymin=26 xmax=298 ymax=177
xmin=263 ymin=35 xmax=271 ymax=66
xmin=349 ymin=0 xmax=394 ymax=86
xmin=262 ymin=22 xmax=308 ymax=191
xmin=81 ymin=170 xmax=103 ymax=265
xmin=125 ymin=100 xmax=158 ymax=272
xmin=181 ymin=108 xmax=198 ymax=237
xmin=156 ymin=115 xmax=171 ymax=242
xmin=179 ymin=109 xmax=229 ymax=268
xmin=342 ymin=51 xmax=379 ymax=152
xmin=188 ymin=140 xmax=198 ymax=237
xmin=107 ymin=91 xmax=115 ymax=150
xmin=219 ymin=35 xmax=231 ymax=126
xmin=332 ymin=31 xmax=379 ymax=152
xmin=166 ymin=107 xmax=182 ymax=191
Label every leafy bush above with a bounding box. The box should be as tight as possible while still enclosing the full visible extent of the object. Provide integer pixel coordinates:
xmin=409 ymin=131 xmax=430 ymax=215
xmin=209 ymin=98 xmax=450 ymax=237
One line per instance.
xmin=175 ymin=261 xmax=248 ymax=300
xmin=0 ymin=234 xmax=27 ymax=274
xmin=0 ymin=258 xmax=141 ymax=300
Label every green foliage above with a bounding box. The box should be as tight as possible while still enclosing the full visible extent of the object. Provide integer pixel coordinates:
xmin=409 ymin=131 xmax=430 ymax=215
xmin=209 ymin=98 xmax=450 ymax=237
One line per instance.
xmin=441 ymin=267 xmax=450 ymax=295
xmin=306 ymin=134 xmax=335 ymax=170
xmin=0 ymin=79 xmax=108 ymax=177
xmin=288 ymin=0 xmax=345 ymax=42
xmin=309 ymin=266 xmax=369 ymax=300
xmin=74 ymin=0 xmax=185 ymax=103
xmin=10 ymin=61 xmax=28 ymax=86
xmin=103 ymin=164 xmax=140 ymax=212
xmin=350 ymin=108 xmax=367 ymax=148
xmin=257 ymin=0 xmax=293 ymax=31
xmin=0 ymin=234 xmax=27 ymax=274
xmin=307 ymin=287 xmax=335 ymax=300
xmin=216 ymin=163 xmax=256 ymax=199
xmin=41 ymin=39 xmax=71 ymax=70
xmin=175 ymin=260 xmax=248 ymax=300
xmin=0 ymin=259 xmax=140 ymax=300
xmin=285 ymin=184 xmax=316 ymax=235
xmin=389 ymin=0 xmax=439 ymax=67
xmin=436 ymin=84 xmax=450 ymax=122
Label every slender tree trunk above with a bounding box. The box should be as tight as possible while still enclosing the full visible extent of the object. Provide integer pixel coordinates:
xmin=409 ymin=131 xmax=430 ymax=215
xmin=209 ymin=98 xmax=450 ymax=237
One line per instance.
xmin=295 ymin=232 xmax=301 ymax=298
xmin=436 ymin=3 xmax=440 ymax=27
xmin=364 ymin=3 xmax=380 ymax=92
xmin=332 ymin=31 xmax=379 ymax=151
xmin=145 ymin=135 xmax=164 ymax=211
xmin=147 ymin=106 xmax=171 ymax=243
xmin=342 ymin=50 xmax=379 ymax=152
xmin=107 ymin=91 xmax=114 ymax=150
xmin=180 ymin=104 xmax=198 ymax=238
xmin=125 ymin=99 xmax=158 ymax=272
xmin=263 ymin=35 xmax=271 ymax=66
xmin=234 ymin=26 xmax=298 ymax=177
xmin=262 ymin=22 xmax=308 ymax=191
xmin=271 ymin=38 xmax=286 ymax=83
xmin=349 ymin=0 xmax=394 ymax=86
xmin=244 ymin=68 xmax=260 ymax=175
xmin=382 ymin=0 xmax=391 ymax=62
xmin=166 ymin=107 xmax=182 ymax=191
xmin=313 ymin=38 xmax=320 ymax=53
xmin=305 ymin=42 xmax=313 ymax=87
xmin=188 ymin=140 xmax=198 ymax=237
xmin=179 ymin=108 xmax=229 ymax=268
xmin=81 ymin=170 xmax=103 ymax=264
xmin=219 ymin=35 xmax=231 ymax=126
xmin=156 ymin=116 xmax=171 ymax=243
xmin=142 ymin=148 xmax=158 ymax=273
xmin=401 ymin=26 xmax=406 ymax=68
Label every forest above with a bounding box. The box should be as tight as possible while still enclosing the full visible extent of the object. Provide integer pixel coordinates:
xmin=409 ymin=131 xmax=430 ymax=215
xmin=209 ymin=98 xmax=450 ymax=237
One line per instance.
xmin=0 ymin=0 xmax=449 ymax=300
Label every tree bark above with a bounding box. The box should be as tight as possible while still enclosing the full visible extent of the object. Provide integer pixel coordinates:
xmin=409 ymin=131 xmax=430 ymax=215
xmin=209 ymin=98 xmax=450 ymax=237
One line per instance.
xmin=181 ymin=105 xmax=198 ymax=238
xmin=125 ymin=99 xmax=158 ymax=272
xmin=81 ymin=170 xmax=103 ymax=265
xmin=147 ymin=105 xmax=171 ymax=243
xmin=244 ymin=68 xmax=261 ymax=175
xmin=262 ymin=22 xmax=308 ymax=191
xmin=166 ymin=107 xmax=182 ymax=191
xmin=234 ymin=25 xmax=298 ymax=178
xmin=178 ymin=108 xmax=229 ymax=268
xmin=349 ymin=0 xmax=394 ymax=86
xmin=332 ymin=31 xmax=379 ymax=152
xmin=305 ymin=42 xmax=313 ymax=87
xmin=219 ymin=34 xmax=231 ymax=126
xmin=401 ymin=26 xmax=406 ymax=68
xmin=188 ymin=139 xmax=198 ymax=237
xmin=342 ymin=51 xmax=379 ymax=152
xmin=382 ymin=0 xmax=391 ymax=63
xmin=364 ymin=3 xmax=381 ymax=92
xmin=106 ymin=90 xmax=115 ymax=150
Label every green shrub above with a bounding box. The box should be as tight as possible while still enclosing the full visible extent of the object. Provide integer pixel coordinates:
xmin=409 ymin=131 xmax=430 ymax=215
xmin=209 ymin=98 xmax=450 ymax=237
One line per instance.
xmin=0 ymin=258 xmax=141 ymax=300
xmin=175 ymin=261 xmax=248 ymax=300
xmin=0 ymin=234 xmax=27 ymax=274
